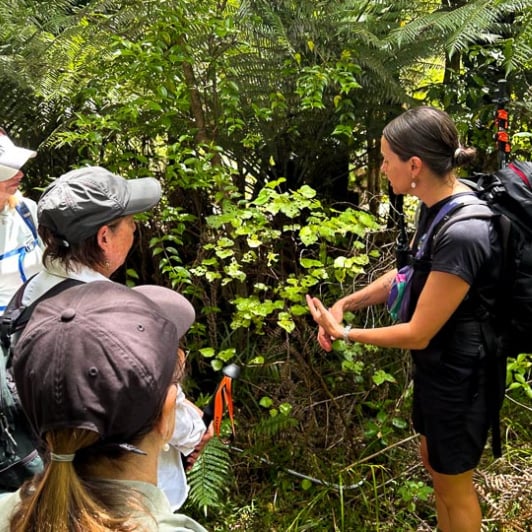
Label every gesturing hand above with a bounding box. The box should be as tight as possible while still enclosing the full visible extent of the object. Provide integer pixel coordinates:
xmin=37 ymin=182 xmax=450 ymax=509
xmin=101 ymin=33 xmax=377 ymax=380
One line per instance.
xmin=306 ymin=295 xmax=344 ymax=352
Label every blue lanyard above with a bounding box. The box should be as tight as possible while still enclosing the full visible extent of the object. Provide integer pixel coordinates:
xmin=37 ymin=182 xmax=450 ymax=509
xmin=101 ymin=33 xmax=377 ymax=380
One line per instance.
xmin=0 ymin=202 xmax=39 ymax=285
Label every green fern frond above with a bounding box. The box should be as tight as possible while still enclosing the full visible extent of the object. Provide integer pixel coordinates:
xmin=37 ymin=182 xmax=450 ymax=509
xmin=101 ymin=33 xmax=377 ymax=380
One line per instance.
xmin=386 ymin=0 xmax=532 ymax=66
xmin=508 ymin=5 xmax=532 ymax=72
xmin=186 ymin=436 xmax=232 ymax=514
xmin=252 ymin=412 xmax=298 ymax=440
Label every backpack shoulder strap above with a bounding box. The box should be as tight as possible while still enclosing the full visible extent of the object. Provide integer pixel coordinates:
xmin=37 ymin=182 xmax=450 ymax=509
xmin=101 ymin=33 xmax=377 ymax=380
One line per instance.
xmin=15 ymin=201 xmax=37 ymax=241
xmin=434 ymin=203 xmax=496 ymax=240
xmin=434 ymin=202 xmax=510 ymax=276
xmin=415 ymin=195 xmax=483 ymax=260
xmin=1 ymin=278 xmax=84 ymax=353
xmin=0 ymin=276 xmax=35 ymax=349
xmin=415 ymin=199 xmax=464 ymax=259
xmin=15 ymin=278 xmax=84 ymax=333
xmin=434 ymin=202 xmax=507 ymax=289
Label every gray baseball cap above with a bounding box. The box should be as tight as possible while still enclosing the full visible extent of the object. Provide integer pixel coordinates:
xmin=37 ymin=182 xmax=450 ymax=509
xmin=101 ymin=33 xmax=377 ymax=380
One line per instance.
xmin=38 ymin=166 xmax=161 ymax=244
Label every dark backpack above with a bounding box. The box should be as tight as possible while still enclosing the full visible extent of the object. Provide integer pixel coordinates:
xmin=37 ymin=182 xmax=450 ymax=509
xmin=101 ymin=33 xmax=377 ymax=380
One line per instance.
xmin=453 ymin=162 xmax=532 ymax=457
xmin=0 ymin=277 xmax=83 ymax=491
xmin=466 ymin=161 xmax=532 ymax=358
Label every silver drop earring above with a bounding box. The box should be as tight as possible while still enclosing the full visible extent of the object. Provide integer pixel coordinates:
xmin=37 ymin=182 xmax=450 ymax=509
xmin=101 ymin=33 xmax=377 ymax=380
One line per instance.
xmin=411 ymin=181 xmax=417 ymax=189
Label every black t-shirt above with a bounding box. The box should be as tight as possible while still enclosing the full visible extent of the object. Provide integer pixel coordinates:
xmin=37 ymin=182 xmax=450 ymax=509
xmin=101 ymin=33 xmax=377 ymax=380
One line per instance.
xmin=408 ymin=193 xmax=503 ymax=367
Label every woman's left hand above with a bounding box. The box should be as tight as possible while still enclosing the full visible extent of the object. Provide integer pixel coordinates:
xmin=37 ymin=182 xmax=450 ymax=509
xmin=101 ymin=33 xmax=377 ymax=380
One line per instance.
xmin=306 ymin=295 xmax=344 ymax=343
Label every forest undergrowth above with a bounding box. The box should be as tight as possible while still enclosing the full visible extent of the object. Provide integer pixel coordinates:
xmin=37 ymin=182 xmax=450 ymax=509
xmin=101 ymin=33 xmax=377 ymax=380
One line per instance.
xmin=180 ymin=221 xmax=531 ymax=532
xmin=185 ymin=323 xmax=531 ymax=531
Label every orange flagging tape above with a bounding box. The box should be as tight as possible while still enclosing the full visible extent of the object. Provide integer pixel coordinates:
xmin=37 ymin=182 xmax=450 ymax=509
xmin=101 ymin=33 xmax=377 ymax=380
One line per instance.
xmin=213 ymin=375 xmax=236 ymax=437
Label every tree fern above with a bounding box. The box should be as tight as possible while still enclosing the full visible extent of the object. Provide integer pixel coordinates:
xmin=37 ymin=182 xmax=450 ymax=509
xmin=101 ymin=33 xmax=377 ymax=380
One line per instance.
xmin=508 ymin=4 xmax=532 ymax=73
xmin=385 ymin=0 xmax=532 ymax=69
xmin=186 ymin=436 xmax=232 ymax=515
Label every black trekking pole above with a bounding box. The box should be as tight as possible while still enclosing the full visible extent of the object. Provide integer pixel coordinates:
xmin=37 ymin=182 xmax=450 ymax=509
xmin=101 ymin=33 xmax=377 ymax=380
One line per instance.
xmin=493 ymin=78 xmax=510 ymax=170
xmin=388 ymin=184 xmax=410 ymax=269
xmin=396 ymin=208 xmax=410 ymax=269
xmin=488 ymin=77 xmax=512 ymax=460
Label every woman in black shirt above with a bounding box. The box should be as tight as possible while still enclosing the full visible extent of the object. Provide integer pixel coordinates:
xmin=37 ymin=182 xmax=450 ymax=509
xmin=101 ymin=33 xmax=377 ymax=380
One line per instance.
xmin=307 ymin=106 xmax=502 ymax=532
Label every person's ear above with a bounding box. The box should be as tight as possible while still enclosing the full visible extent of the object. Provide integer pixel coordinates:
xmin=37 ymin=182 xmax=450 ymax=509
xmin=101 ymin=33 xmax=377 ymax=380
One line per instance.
xmin=155 ymin=385 xmax=178 ymax=442
xmin=97 ymin=224 xmax=110 ymax=249
xmin=410 ymin=156 xmax=422 ymax=177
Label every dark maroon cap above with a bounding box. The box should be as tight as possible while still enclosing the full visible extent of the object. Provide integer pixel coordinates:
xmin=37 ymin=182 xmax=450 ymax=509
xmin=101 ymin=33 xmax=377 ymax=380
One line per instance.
xmin=133 ymin=285 xmax=195 ymax=337
xmin=12 ymin=281 xmax=190 ymax=444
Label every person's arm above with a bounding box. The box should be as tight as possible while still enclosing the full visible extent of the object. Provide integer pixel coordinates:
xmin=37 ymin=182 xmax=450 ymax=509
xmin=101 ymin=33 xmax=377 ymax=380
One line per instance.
xmin=332 ymin=269 xmax=398 ymax=314
xmin=181 ymin=399 xmax=214 ymax=470
xmin=170 ymin=389 xmax=207 ymax=450
xmin=316 ymin=269 xmax=398 ymax=351
xmin=308 ymin=270 xmax=470 ymax=351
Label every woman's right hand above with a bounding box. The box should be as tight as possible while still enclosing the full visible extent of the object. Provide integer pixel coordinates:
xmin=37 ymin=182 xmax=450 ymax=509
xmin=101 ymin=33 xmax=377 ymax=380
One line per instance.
xmin=315 ymin=300 xmax=345 ymax=352
xmin=317 ymin=325 xmax=333 ymax=352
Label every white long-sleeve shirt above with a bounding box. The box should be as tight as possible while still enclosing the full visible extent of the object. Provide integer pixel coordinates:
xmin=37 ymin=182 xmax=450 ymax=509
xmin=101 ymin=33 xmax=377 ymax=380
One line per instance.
xmin=158 ymin=386 xmax=206 ymax=510
xmin=0 ymin=193 xmax=43 ymax=313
